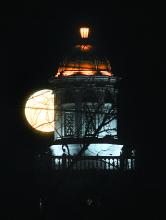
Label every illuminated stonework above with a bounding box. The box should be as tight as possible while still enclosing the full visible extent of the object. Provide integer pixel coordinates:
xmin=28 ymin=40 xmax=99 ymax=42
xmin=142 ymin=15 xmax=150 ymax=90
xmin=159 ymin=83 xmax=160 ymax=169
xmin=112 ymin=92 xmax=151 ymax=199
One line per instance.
xmin=50 ymin=144 xmax=123 ymax=157
xmin=25 ymin=89 xmax=54 ymax=132
xmin=55 ymin=61 xmax=112 ymax=77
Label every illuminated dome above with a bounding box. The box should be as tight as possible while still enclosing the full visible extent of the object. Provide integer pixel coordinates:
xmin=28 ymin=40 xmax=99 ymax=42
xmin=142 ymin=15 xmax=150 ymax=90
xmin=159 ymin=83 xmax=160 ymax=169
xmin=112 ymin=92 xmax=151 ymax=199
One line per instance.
xmin=55 ymin=27 xmax=112 ymax=77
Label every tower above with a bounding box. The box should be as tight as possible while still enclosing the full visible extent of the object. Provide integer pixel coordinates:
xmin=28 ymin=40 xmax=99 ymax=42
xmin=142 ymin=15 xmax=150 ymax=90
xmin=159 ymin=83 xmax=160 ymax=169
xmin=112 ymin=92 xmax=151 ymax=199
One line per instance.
xmin=47 ymin=27 xmax=135 ymax=171
xmin=33 ymin=27 xmax=136 ymax=219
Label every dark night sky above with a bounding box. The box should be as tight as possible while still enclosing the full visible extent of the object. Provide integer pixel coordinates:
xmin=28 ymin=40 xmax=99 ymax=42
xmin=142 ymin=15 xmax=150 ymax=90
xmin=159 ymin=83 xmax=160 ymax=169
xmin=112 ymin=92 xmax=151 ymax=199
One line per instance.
xmin=1 ymin=5 xmax=165 ymax=218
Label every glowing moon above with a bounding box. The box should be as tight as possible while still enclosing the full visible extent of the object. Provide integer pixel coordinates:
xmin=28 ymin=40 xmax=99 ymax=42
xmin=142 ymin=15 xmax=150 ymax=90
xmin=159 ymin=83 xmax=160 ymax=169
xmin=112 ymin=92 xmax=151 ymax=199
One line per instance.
xmin=25 ymin=89 xmax=54 ymax=132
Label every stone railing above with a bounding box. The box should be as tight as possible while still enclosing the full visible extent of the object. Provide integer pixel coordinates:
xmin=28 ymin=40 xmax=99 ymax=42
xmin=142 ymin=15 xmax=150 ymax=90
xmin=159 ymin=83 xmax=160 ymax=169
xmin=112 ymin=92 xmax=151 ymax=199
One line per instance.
xmin=37 ymin=155 xmax=135 ymax=171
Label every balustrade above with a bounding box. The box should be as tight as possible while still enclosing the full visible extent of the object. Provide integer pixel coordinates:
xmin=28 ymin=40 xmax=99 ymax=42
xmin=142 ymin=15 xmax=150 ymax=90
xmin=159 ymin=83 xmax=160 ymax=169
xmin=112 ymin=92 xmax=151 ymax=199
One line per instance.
xmin=37 ymin=155 xmax=135 ymax=171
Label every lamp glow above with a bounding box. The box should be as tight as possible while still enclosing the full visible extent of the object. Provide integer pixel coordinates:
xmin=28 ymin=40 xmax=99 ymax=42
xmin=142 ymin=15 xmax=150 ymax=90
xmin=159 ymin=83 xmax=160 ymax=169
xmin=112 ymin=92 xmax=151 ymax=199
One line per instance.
xmin=25 ymin=89 xmax=54 ymax=132
xmin=80 ymin=27 xmax=89 ymax=38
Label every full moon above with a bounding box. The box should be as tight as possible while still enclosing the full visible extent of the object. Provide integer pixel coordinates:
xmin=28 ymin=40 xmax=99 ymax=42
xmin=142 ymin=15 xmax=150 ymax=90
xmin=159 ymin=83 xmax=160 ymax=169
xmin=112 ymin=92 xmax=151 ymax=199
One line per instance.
xmin=25 ymin=89 xmax=54 ymax=132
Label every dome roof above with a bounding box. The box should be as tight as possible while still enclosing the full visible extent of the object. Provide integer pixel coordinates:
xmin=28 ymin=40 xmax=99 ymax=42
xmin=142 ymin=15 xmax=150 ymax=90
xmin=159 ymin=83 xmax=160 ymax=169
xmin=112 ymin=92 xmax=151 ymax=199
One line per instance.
xmin=55 ymin=28 xmax=113 ymax=78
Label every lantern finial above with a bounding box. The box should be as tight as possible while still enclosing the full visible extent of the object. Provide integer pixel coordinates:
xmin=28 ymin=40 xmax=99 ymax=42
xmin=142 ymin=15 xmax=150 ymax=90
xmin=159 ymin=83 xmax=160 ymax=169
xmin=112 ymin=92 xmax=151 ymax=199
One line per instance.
xmin=80 ymin=27 xmax=89 ymax=38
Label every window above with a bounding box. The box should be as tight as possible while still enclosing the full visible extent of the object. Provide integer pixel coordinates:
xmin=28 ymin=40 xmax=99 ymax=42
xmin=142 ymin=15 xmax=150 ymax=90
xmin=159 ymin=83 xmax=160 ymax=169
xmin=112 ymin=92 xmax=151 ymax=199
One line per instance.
xmin=84 ymin=112 xmax=96 ymax=135
xmin=64 ymin=112 xmax=75 ymax=136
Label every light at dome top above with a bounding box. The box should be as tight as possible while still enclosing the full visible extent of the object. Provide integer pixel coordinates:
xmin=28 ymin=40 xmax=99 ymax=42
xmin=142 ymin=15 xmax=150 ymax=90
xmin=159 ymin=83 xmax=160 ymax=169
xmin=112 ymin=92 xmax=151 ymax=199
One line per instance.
xmin=54 ymin=27 xmax=113 ymax=78
xmin=75 ymin=44 xmax=92 ymax=52
xmin=80 ymin=27 xmax=89 ymax=38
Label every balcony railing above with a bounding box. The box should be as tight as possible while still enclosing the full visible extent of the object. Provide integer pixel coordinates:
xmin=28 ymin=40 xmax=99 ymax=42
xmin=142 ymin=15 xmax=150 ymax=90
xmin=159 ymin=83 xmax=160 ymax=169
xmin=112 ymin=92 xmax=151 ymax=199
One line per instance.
xmin=37 ymin=155 xmax=135 ymax=171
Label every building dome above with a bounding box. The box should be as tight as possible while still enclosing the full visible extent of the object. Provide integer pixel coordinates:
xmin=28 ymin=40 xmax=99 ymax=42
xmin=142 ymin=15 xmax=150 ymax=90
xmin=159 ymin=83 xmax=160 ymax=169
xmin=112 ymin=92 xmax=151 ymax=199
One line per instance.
xmin=55 ymin=27 xmax=112 ymax=77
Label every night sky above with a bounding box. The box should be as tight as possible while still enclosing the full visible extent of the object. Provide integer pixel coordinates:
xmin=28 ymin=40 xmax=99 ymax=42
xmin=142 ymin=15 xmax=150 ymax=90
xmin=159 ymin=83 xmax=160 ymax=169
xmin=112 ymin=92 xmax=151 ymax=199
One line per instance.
xmin=1 ymin=6 xmax=165 ymax=219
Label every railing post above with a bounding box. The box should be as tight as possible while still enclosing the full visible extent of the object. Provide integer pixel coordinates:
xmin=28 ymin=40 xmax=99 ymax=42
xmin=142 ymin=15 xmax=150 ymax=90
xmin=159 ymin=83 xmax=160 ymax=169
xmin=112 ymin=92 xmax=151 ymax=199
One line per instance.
xmin=117 ymin=158 xmax=119 ymax=169
xmin=96 ymin=156 xmax=98 ymax=169
xmin=112 ymin=159 xmax=115 ymax=170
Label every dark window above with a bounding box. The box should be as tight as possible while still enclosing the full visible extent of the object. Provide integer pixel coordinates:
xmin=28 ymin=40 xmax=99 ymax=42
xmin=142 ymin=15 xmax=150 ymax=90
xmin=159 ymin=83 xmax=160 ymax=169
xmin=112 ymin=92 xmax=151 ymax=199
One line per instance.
xmin=64 ymin=112 xmax=75 ymax=136
xmin=84 ymin=112 xmax=96 ymax=135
